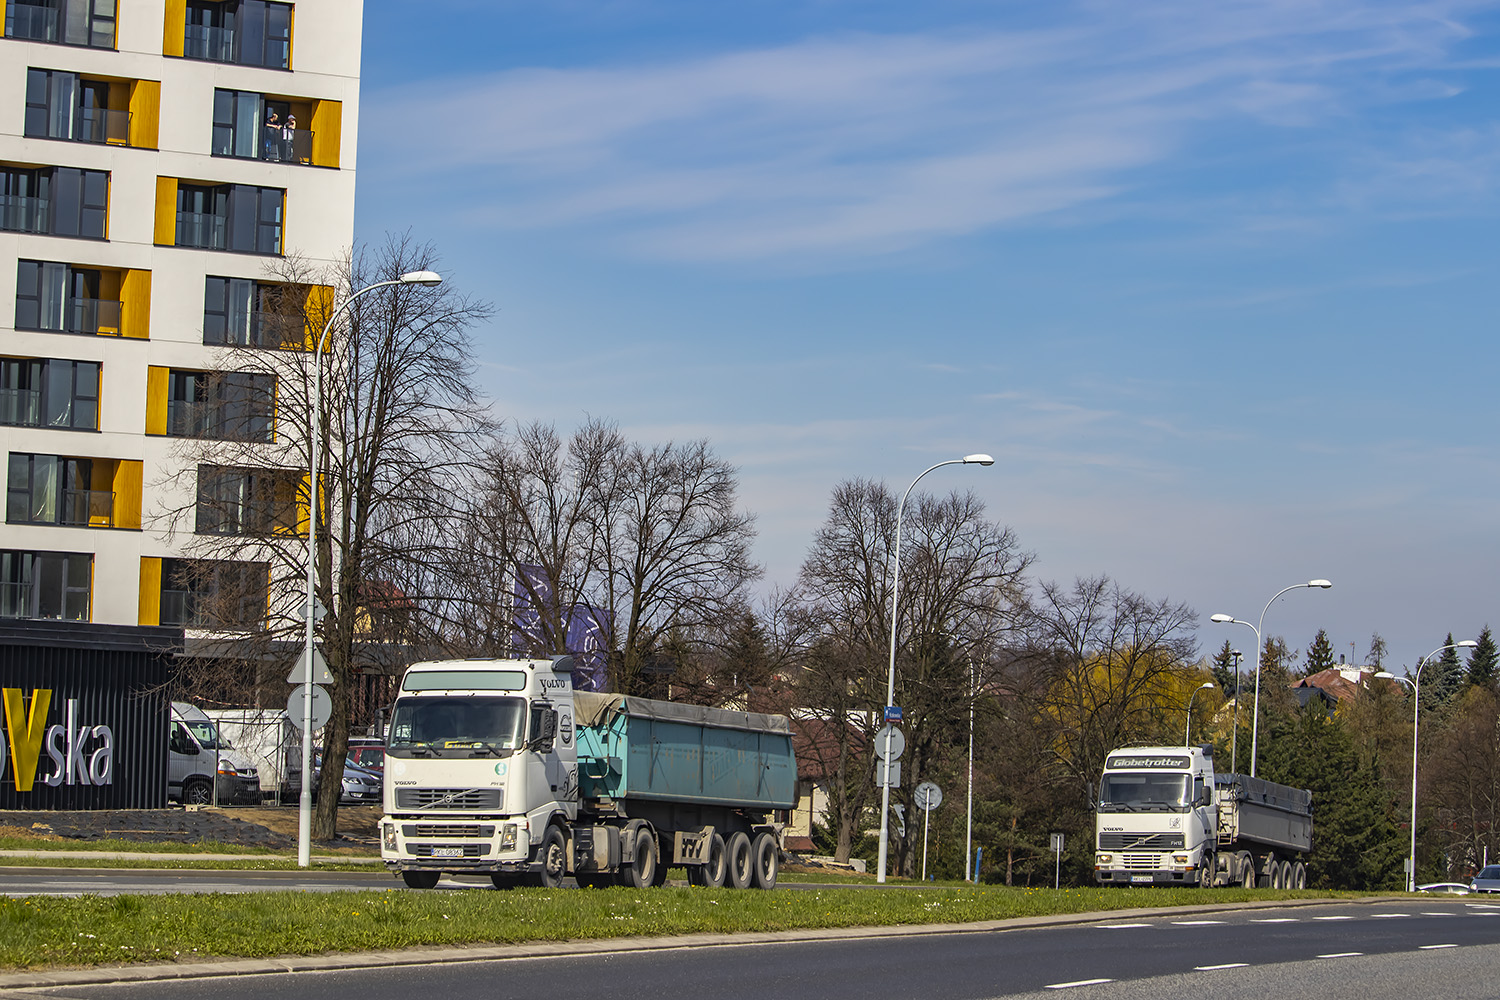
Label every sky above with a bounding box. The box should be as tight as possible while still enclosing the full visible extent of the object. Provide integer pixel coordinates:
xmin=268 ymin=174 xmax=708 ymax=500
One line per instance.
xmin=356 ymin=0 xmax=1500 ymax=675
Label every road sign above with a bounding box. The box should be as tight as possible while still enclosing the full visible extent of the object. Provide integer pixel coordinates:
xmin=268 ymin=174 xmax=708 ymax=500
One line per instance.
xmin=287 ymin=648 xmax=333 ymax=685
xmin=914 ymin=781 xmax=943 ymax=811
xmin=884 ymin=705 xmax=903 ymax=721
xmin=876 ymin=759 xmax=902 ymax=787
xmin=286 ymin=684 xmax=331 ymax=731
xmin=874 ymin=723 xmax=906 ymax=761
xmin=1051 ymin=832 xmax=1065 ymax=852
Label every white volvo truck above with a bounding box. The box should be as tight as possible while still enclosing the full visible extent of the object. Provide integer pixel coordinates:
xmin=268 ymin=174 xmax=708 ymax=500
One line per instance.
xmin=1094 ymin=745 xmax=1313 ymax=888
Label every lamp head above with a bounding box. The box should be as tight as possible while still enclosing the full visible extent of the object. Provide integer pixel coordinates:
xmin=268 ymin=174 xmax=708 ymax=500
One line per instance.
xmin=1210 ymin=614 xmax=1234 ymax=623
xmin=1374 ymin=671 xmax=1396 ymax=679
xmin=962 ymin=454 xmax=995 ymax=466
xmin=1458 ymin=640 xmax=1479 ymax=648
xmin=1308 ymin=579 xmax=1332 ymax=589
xmin=398 ymin=270 xmax=443 ymax=287
xmin=1200 ymin=681 xmax=1215 ymax=689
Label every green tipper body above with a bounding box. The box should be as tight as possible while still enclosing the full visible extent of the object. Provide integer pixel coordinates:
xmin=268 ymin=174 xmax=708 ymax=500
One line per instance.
xmin=574 ymin=693 xmax=796 ymax=810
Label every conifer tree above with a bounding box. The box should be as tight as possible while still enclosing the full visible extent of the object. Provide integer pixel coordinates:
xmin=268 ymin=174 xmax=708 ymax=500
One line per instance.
xmin=1211 ymin=639 xmax=1239 ymax=693
xmin=1303 ymin=628 xmax=1336 ymax=677
xmin=1467 ymin=626 xmax=1498 ymax=690
xmin=1420 ymin=633 xmax=1467 ymax=713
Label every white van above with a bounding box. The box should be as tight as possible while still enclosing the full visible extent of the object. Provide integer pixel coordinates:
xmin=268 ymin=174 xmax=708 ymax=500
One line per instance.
xmin=169 ymin=702 xmax=261 ymax=805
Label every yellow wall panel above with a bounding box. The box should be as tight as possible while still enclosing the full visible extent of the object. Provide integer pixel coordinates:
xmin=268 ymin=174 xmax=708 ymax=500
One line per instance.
xmin=0 ymin=3 xmax=9 ymax=40
xmin=304 ymin=284 xmax=334 ymax=350
xmin=145 ymin=366 xmax=169 ymax=435
xmin=138 ymin=558 xmax=162 ymax=627
xmin=112 ymin=460 xmax=143 ymax=530
xmin=310 ymin=100 xmax=342 ymax=169
xmin=129 ymin=80 xmax=161 ymax=149
xmin=120 ymin=269 xmax=151 ymax=339
xmin=153 ymin=177 xmax=177 ymax=246
xmin=162 ymin=0 xmax=185 ymax=56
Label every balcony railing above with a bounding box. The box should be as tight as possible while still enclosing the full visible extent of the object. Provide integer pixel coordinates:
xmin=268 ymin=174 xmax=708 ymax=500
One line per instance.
xmin=166 ymin=399 xmax=272 ymax=441
xmin=259 ymin=128 xmax=313 ymax=166
xmin=76 ymin=108 xmax=132 ymax=145
xmin=166 ymin=399 xmax=213 ymax=438
xmin=0 ymin=582 xmax=36 ymax=619
xmin=160 ymin=588 xmax=264 ymax=629
xmin=0 ymin=195 xmax=50 ymax=235
xmin=5 ymin=4 xmax=59 ymax=42
xmin=21 ymin=298 xmax=123 ymax=337
xmin=176 ymin=211 xmax=227 ymax=250
xmin=183 ymin=24 xmax=235 ymax=63
xmin=0 ymin=389 xmax=43 ymax=427
xmin=60 ymin=488 xmax=114 ymax=527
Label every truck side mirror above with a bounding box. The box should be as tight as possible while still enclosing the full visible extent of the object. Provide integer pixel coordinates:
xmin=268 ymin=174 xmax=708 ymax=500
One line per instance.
xmin=533 ymin=709 xmax=558 ymax=752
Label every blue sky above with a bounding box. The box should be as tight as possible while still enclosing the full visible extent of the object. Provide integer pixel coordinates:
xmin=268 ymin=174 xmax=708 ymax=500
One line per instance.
xmin=357 ymin=0 xmax=1500 ymax=674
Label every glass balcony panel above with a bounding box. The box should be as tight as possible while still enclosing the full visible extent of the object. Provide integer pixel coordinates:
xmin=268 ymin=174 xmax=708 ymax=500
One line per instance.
xmin=0 ymin=196 xmax=50 ymax=235
xmin=0 ymin=389 xmax=43 ymax=427
xmin=0 ymin=582 xmax=35 ymax=619
xmin=167 ymin=399 xmax=213 ymax=438
xmin=76 ymin=108 xmax=131 ymax=145
xmin=60 ymin=488 xmax=114 ymax=527
xmin=183 ymin=24 xmax=235 ymax=62
xmin=260 ymin=128 xmax=313 ymax=165
xmin=64 ymin=298 xmax=123 ymax=335
xmin=6 ymin=4 xmax=60 ymax=42
xmin=176 ymin=211 xmax=227 ymax=250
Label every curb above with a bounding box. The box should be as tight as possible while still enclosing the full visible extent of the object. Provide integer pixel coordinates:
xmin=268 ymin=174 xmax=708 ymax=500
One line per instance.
xmin=0 ymin=895 xmax=1419 ymax=990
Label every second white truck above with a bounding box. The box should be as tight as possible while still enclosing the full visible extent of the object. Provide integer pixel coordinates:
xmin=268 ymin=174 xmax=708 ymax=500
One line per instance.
xmin=1094 ymin=745 xmax=1313 ymax=888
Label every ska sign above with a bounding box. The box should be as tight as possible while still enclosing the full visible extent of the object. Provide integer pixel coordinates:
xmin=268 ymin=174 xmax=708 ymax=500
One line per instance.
xmin=1 ymin=688 xmax=116 ymax=792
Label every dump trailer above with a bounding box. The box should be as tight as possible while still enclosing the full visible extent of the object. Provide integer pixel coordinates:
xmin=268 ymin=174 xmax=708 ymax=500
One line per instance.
xmin=1094 ymin=745 xmax=1313 ymax=888
xmin=380 ymin=656 xmax=797 ymax=890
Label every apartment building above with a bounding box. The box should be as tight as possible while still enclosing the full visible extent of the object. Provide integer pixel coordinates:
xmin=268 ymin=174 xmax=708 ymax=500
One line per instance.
xmin=0 ymin=0 xmax=362 ymax=636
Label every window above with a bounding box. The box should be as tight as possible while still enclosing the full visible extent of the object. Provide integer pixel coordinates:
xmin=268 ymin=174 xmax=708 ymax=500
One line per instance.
xmin=212 ymin=90 xmax=311 ymax=164
xmin=160 ymin=558 xmax=268 ymax=629
xmin=6 ymin=454 xmax=108 ymax=527
xmin=0 ymin=550 xmax=91 ymax=621
xmin=203 ymin=276 xmax=303 ymax=347
xmin=175 ymin=183 xmax=282 ymax=254
xmin=184 ymin=0 xmax=291 ymax=69
xmin=5 ymin=0 xmax=115 ymax=49
xmin=0 ymin=358 xmax=100 ymax=430
xmin=195 ymin=465 xmax=299 ymax=535
xmin=166 ymin=370 xmax=275 ymax=441
xmin=0 ymin=165 xmax=108 ymax=239
xmin=16 ymin=260 xmax=121 ymax=336
xmin=24 ymin=69 xmax=127 ymax=145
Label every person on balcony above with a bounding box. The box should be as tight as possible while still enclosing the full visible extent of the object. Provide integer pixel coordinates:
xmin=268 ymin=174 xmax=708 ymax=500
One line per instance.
xmin=283 ymin=114 xmax=297 ymax=162
xmin=264 ymin=110 xmax=281 ymax=160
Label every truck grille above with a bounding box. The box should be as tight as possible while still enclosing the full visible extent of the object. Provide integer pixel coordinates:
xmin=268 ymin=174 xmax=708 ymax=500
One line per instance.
xmin=1121 ymin=854 xmax=1164 ymax=870
xmin=395 ymin=788 xmax=503 ymax=810
xmin=1098 ymin=833 xmax=1185 ymax=850
xmin=404 ymin=824 xmax=494 ymax=839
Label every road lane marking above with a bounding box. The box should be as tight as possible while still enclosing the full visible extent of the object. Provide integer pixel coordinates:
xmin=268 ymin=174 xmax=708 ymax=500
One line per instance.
xmin=1421 ymin=912 xmax=1455 ymax=917
xmin=1371 ymin=913 xmax=1408 ymax=918
xmin=1419 ymin=944 xmax=1458 ymax=950
xmin=1317 ymin=952 xmax=1363 ymax=958
xmin=1172 ymin=920 xmax=1225 ymax=926
xmin=1195 ymin=963 xmax=1249 ymax=970
xmin=1046 ymin=980 xmax=1114 ymax=990
xmin=1313 ymin=915 xmax=1353 ymax=921
xmin=1250 ymin=918 xmax=1299 ymax=923
xmin=1097 ymin=923 xmax=1152 ymax=929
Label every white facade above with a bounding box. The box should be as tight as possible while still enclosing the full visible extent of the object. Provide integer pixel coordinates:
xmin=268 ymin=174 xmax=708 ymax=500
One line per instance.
xmin=0 ymin=0 xmax=363 ymax=628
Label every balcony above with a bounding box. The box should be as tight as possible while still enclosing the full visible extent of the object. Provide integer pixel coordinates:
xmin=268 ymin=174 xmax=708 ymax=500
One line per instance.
xmin=160 ymin=588 xmax=207 ymax=628
xmin=175 ymin=211 xmax=227 ymax=251
xmin=166 ymin=399 xmax=212 ymax=438
xmin=0 ymin=195 xmax=49 ymax=235
xmin=6 ymin=4 xmax=58 ymax=41
xmin=21 ymin=298 xmax=124 ymax=337
xmin=183 ymin=24 xmax=235 ymax=62
xmin=259 ymin=128 xmax=313 ymax=166
xmin=60 ymin=488 xmax=115 ymax=527
xmin=0 ymin=389 xmax=42 ymax=427
xmin=0 ymin=582 xmax=37 ymax=619
xmin=57 ymin=109 xmax=133 ymax=146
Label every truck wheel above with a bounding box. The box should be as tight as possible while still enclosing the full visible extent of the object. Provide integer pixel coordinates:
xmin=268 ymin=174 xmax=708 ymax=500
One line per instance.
xmin=619 ymin=826 xmax=658 ymax=888
xmin=751 ymin=833 xmax=779 ymax=890
xmin=183 ymin=778 xmax=212 ymax=806
xmin=535 ymin=826 xmax=567 ymax=889
xmin=691 ymin=833 xmax=727 ymax=888
xmin=725 ymin=832 xmax=753 ymax=889
xmin=1237 ymin=853 xmax=1255 ymax=888
xmin=402 ymin=870 xmax=440 ymax=889
xmin=1292 ymin=861 xmax=1307 ymax=889
xmin=1279 ymin=860 xmax=1294 ymax=889
xmin=490 ymin=873 xmax=522 ymax=890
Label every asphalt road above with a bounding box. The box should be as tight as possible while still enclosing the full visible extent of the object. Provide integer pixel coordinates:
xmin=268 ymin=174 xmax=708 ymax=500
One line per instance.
xmin=8 ymin=898 xmax=1499 ymax=1000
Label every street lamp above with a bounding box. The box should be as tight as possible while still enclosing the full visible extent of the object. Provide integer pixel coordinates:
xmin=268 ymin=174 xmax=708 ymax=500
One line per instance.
xmin=298 ymin=269 xmax=442 ymax=867
xmin=877 ymin=454 xmax=993 ymax=884
xmin=1210 ymin=579 xmax=1331 ymax=777
xmin=1376 ymin=638 xmax=1477 ymax=892
xmin=1229 ymin=649 xmax=1242 ymax=769
xmin=1184 ymin=681 xmax=1214 ymax=745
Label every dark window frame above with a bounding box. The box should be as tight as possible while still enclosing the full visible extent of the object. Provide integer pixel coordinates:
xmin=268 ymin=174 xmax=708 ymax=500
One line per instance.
xmin=0 ymin=549 xmax=92 ymax=621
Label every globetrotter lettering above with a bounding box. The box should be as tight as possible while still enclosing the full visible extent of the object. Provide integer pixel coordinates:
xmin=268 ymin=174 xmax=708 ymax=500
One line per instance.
xmin=1 ymin=689 xmax=115 ymax=791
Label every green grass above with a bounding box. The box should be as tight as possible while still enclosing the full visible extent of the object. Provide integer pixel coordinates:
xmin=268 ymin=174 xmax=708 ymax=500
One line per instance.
xmin=0 ymin=884 xmax=1368 ymax=971
xmin=0 ymin=836 xmax=286 ymax=855
xmin=0 ymin=856 xmax=380 ymax=872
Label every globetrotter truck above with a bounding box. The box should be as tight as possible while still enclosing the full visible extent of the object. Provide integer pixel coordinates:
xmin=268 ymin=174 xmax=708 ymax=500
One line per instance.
xmin=380 ymin=656 xmax=798 ymax=889
xmin=1094 ymin=745 xmax=1313 ymax=888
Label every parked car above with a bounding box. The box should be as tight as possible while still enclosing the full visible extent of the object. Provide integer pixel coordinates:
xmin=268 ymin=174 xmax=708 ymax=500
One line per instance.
xmin=1471 ymin=866 xmax=1500 ymax=893
xmin=1416 ymin=882 xmax=1471 ymax=895
xmin=168 ymin=702 xmax=260 ymax=805
xmin=282 ymin=755 xmax=381 ymax=805
xmin=346 ymin=736 xmax=386 ymax=774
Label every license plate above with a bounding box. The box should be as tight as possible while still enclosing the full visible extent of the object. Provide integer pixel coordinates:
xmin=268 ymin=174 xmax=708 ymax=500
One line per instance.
xmin=1131 ymin=874 xmax=1153 ymax=883
xmin=430 ymin=847 xmax=463 ymax=859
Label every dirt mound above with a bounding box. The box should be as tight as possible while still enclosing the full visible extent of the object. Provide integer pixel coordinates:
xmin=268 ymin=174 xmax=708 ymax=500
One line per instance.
xmin=0 ymin=806 xmax=381 ymax=850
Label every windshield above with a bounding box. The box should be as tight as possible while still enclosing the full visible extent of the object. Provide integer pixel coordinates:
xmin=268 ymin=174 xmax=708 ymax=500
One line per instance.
xmin=387 ymin=696 xmax=526 ymax=758
xmin=1479 ymin=866 xmax=1500 ymax=879
xmin=1099 ymin=772 xmax=1190 ymax=812
xmin=184 ymin=720 xmax=227 ymax=750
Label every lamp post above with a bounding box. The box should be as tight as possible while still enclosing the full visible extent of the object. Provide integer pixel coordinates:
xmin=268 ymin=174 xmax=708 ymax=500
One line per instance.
xmin=1210 ymin=579 xmax=1331 ymax=777
xmin=965 ymin=655 xmax=974 ymax=882
xmin=1376 ymin=639 xmax=1477 ymax=892
xmin=1229 ymin=649 xmax=1242 ymax=770
xmin=1184 ymin=681 xmax=1214 ymax=745
xmin=298 ymin=269 xmax=441 ymax=868
xmin=877 ymin=454 xmax=993 ymax=884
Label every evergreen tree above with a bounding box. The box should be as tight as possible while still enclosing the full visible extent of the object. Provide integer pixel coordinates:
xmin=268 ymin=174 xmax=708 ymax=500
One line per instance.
xmin=1467 ymin=626 xmax=1498 ymax=690
xmin=1210 ymin=639 xmax=1239 ymax=693
xmin=1367 ymin=632 xmax=1388 ymax=670
xmin=1421 ymin=633 xmax=1466 ymax=713
xmin=1303 ymin=629 xmax=1336 ymax=678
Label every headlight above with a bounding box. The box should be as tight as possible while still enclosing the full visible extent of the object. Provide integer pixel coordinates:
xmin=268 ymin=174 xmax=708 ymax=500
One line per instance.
xmin=1096 ymin=854 xmax=1113 ymax=865
xmin=1173 ymin=854 xmax=1190 ymax=865
xmin=382 ymin=823 xmax=397 ymax=851
xmin=218 ymin=763 xmax=239 ymax=775
xmin=500 ymin=824 xmax=518 ymax=851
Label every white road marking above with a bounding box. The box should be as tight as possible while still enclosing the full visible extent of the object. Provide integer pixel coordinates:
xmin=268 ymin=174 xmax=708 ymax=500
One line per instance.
xmin=1172 ymin=920 xmax=1225 ymax=926
xmin=1419 ymin=944 xmax=1458 ymax=950
xmin=1046 ymin=980 xmax=1115 ymax=990
xmin=1421 ymin=912 xmax=1455 ymax=916
xmin=1313 ymin=915 xmax=1353 ymax=921
xmin=1251 ymin=918 xmax=1299 ymax=923
xmin=1196 ymin=963 xmax=1249 ymax=970
xmin=1371 ymin=913 xmax=1408 ymax=918
xmin=1098 ymin=923 xmax=1152 ymax=929
xmin=1318 ymin=952 xmax=1363 ymax=959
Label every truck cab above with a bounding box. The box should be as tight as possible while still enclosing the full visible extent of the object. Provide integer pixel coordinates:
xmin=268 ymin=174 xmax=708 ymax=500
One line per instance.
xmin=380 ymin=656 xmax=577 ymax=887
xmin=1094 ymin=746 xmax=1217 ymax=886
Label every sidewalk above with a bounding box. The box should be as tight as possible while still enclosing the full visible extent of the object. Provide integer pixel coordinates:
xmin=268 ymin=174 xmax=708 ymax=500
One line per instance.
xmin=0 ymin=849 xmax=380 ymax=864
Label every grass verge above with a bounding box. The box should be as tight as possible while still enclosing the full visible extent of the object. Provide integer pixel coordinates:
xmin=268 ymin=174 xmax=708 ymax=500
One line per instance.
xmin=0 ymin=885 xmax=1366 ymax=971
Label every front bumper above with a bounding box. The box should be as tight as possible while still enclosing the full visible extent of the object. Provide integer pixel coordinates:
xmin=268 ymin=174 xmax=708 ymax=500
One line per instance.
xmin=380 ymin=816 xmax=531 ymax=872
xmin=1095 ymin=867 xmax=1200 ymax=885
xmin=215 ymin=774 xmax=262 ymax=805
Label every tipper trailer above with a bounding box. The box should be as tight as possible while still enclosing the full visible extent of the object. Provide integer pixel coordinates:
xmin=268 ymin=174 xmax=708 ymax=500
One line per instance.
xmin=380 ymin=656 xmax=797 ymax=889
xmin=1094 ymin=745 xmax=1313 ymax=888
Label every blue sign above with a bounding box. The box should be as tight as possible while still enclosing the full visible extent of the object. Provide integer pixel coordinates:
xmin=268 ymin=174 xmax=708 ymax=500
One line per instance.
xmin=884 ymin=705 xmax=903 ymax=721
